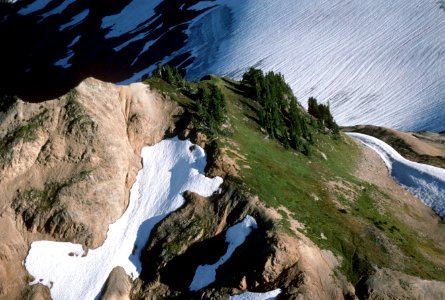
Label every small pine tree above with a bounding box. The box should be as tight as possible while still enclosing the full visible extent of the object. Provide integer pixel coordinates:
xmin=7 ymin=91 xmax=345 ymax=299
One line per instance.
xmin=196 ymin=83 xmax=227 ymax=135
xmin=152 ymin=64 xmax=183 ymax=86
xmin=308 ymin=97 xmax=319 ymax=119
xmin=307 ymin=97 xmax=339 ymax=134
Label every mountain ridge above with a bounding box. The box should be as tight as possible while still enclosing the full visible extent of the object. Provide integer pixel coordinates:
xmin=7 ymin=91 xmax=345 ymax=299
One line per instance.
xmin=1 ymin=75 xmax=444 ymax=299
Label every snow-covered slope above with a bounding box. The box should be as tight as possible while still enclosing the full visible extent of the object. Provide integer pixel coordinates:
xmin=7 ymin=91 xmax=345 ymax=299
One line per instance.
xmin=1 ymin=0 xmax=444 ymax=130
xmin=188 ymin=0 xmax=445 ymax=131
xmin=347 ymin=132 xmax=445 ymax=219
xmin=24 ymin=138 xmax=222 ymax=300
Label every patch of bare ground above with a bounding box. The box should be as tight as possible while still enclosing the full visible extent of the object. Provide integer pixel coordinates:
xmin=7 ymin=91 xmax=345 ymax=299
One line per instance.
xmin=268 ymin=204 xmax=306 ymax=236
xmin=206 ymin=138 xmax=250 ymax=179
xmin=326 ymin=177 xmax=359 ymax=212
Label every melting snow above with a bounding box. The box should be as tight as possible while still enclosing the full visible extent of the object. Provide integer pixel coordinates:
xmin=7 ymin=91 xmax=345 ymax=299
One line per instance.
xmin=229 ymin=289 xmax=282 ymax=300
xmin=18 ymin=0 xmax=49 ymax=15
xmin=24 ymin=138 xmax=223 ymax=300
xmin=101 ymin=0 xmax=162 ymax=38
xmin=189 ymin=215 xmax=258 ymax=291
xmin=54 ymin=35 xmax=81 ymax=68
xmin=347 ymin=132 xmax=445 ymax=219
xmin=59 ymin=9 xmax=90 ymax=31
xmin=39 ymin=0 xmax=75 ymax=18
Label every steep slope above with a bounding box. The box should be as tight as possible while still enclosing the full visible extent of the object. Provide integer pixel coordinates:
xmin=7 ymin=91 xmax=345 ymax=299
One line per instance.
xmin=0 ymin=78 xmax=181 ymax=299
xmin=2 ymin=0 xmax=445 ymax=131
xmin=133 ymin=75 xmax=445 ymax=299
xmin=1 ymin=74 xmax=445 ymax=299
xmin=24 ymin=137 xmax=223 ymax=300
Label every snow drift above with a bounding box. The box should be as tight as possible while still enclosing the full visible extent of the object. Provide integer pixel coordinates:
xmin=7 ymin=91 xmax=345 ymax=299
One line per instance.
xmin=347 ymin=132 xmax=445 ymax=219
xmin=24 ymin=138 xmax=223 ymax=300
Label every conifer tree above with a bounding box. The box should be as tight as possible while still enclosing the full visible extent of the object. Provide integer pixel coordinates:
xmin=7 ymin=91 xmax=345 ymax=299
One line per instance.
xmin=196 ymin=83 xmax=226 ymax=135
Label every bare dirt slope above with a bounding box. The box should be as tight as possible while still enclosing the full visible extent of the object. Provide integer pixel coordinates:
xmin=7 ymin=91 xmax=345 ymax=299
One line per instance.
xmin=0 ymin=78 xmax=181 ymax=299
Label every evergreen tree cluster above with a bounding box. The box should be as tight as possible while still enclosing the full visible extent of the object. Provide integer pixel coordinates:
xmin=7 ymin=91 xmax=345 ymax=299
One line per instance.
xmin=308 ymin=97 xmax=339 ymax=134
xmin=152 ymin=64 xmax=183 ymax=86
xmin=195 ymin=83 xmax=227 ymax=136
xmin=242 ymin=67 xmax=312 ymax=154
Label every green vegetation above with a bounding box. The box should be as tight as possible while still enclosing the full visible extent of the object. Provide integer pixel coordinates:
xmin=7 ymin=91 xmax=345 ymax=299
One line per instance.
xmin=0 ymin=108 xmax=49 ymax=158
xmin=16 ymin=182 xmax=65 ymax=210
xmin=13 ymin=171 xmax=90 ymax=212
xmin=194 ymin=82 xmax=227 ymax=136
xmin=152 ymin=64 xmax=183 ymax=86
xmin=148 ymin=65 xmax=227 ymax=137
xmin=308 ymin=97 xmax=339 ymax=134
xmin=241 ymin=67 xmax=338 ymax=154
xmin=64 ymin=89 xmax=97 ymax=138
xmin=144 ymin=69 xmax=445 ymax=284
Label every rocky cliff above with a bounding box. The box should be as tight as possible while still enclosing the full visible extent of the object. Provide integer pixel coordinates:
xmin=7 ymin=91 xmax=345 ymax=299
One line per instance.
xmin=0 ymin=78 xmax=181 ymax=299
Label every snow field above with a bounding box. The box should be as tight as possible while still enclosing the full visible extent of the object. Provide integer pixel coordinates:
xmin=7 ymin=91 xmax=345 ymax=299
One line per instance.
xmin=14 ymin=0 xmax=445 ymax=131
xmin=347 ymin=132 xmax=445 ymax=219
xmin=24 ymin=138 xmax=223 ymax=300
xmin=187 ymin=0 xmax=445 ymax=131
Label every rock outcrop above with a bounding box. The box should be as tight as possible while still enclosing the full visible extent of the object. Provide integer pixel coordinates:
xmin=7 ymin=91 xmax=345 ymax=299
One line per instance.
xmin=0 ymin=78 xmax=181 ymax=299
xmin=132 ymin=182 xmax=351 ymax=299
xmin=357 ymin=268 xmax=445 ymax=300
xmin=100 ymin=267 xmax=132 ymax=300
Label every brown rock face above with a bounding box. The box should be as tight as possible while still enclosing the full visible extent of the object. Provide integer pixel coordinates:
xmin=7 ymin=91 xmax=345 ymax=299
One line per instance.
xmin=357 ymin=268 xmax=445 ymax=300
xmin=0 ymin=78 xmax=181 ymax=299
xmin=100 ymin=267 xmax=131 ymax=300
xmin=132 ymin=183 xmax=350 ymax=300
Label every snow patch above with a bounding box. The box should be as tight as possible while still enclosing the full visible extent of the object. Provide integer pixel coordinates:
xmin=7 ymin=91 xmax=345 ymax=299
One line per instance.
xmin=39 ymin=0 xmax=75 ymax=18
xmin=347 ymin=132 xmax=445 ymax=219
xmin=18 ymin=0 xmax=49 ymax=15
xmin=54 ymin=35 xmax=81 ymax=68
xmin=112 ymin=18 xmax=161 ymax=52
xmin=189 ymin=215 xmax=257 ymax=291
xmin=24 ymin=137 xmax=223 ymax=300
xmin=59 ymin=9 xmax=90 ymax=31
xmin=101 ymin=0 xmax=162 ymax=38
xmin=229 ymin=289 xmax=282 ymax=300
